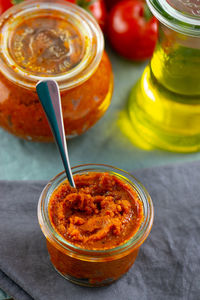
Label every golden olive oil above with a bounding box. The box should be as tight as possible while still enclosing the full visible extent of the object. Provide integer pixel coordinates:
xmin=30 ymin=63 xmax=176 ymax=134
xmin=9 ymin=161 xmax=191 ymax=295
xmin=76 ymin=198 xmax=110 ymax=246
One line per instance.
xmin=128 ymin=31 xmax=200 ymax=152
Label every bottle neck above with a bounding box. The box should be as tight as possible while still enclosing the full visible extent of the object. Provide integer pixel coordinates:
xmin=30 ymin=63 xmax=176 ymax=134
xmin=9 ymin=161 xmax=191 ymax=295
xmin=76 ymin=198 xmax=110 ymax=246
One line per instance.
xmin=147 ymin=0 xmax=200 ymax=37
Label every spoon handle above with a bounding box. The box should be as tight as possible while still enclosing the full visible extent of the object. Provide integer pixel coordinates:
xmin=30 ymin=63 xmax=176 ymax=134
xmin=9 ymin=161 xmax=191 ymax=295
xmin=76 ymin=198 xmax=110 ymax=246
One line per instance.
xmin=36 ymin=80 xmax=75 ymax=188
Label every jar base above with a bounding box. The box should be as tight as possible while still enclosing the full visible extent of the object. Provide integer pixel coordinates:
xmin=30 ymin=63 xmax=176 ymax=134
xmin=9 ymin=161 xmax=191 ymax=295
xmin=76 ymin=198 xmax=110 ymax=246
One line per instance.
xmin=52 ymin=265 xmax=116 ymax=287
xmin=128 ymin=66 xmax=200 ymax=153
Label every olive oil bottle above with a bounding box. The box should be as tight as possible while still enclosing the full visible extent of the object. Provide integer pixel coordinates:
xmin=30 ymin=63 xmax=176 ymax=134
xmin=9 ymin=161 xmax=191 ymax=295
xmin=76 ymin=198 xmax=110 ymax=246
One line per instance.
xmin=128 ymin=0 xmax=200 ymax=152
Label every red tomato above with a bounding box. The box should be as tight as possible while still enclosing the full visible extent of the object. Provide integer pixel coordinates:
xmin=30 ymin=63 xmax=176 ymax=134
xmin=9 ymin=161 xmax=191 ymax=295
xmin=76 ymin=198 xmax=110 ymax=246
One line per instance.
xmin=0 ymin=0 xmax=25 ymax=14
xmin=67 ymin=0 xmax=107 ymax=31
xmin=108 ymin=0 xmax=158 ymax=61
xmin=0 ymin=0 xmax=13 ymax=14
xmin=89 ymin=0 xmax=107 ymax=32
xmin=104 ymin=0 xmax=121 ymax=11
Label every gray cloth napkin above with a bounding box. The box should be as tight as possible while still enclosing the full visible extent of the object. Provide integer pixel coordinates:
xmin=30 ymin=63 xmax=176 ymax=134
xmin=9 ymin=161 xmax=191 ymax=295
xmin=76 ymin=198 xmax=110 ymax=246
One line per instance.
xmin=0 ymin=161 xmax=200 ymax=300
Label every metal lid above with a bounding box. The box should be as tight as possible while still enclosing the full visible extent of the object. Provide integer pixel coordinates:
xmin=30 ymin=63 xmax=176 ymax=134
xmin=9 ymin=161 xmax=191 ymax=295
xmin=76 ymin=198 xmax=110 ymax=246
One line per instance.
xmin=147 ymin=0 xmax=200 ymax=36
xmin=0 ymin=0 xmax=104 ymax=90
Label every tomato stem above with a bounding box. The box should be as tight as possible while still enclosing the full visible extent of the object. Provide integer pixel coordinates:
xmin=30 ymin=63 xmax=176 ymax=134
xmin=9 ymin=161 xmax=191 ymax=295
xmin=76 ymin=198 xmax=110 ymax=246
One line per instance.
xmin=76 ymin=0 xmax=96 ymax=9
xmin=144 ymin=4 xmax=152 ymax=21
xmin=12 ymin=0 xmax=24 ymax=4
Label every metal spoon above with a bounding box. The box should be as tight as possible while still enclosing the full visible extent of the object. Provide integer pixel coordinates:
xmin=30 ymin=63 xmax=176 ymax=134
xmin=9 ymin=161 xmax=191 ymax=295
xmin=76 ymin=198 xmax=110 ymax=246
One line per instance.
xmin=36 ymin=80 xmax=75 ymax=188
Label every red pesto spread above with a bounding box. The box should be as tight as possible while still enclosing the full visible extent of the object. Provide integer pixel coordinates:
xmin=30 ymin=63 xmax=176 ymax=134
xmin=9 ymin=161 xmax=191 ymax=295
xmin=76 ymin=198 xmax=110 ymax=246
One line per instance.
xmin=49 ymin=172 xmax=144 ymax=250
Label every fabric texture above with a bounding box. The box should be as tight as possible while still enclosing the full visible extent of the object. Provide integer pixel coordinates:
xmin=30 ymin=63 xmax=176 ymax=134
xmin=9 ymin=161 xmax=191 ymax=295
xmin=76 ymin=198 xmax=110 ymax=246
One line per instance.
xmin=0 ymin=161 xmax=200 ymax=300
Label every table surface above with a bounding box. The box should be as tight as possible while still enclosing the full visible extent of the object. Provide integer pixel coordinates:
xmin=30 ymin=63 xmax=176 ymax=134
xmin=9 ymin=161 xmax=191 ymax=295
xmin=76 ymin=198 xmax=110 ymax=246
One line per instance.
xmin=1 ymin=47 xmax=200 ymax=300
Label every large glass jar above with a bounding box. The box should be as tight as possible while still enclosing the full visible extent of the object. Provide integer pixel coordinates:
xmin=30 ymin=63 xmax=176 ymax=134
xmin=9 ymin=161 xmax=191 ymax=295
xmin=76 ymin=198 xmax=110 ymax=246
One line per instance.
xmin=128 ymin=0 xmax=200 ymax=152
xmin=38 ymin=164 xmax=154 ymax=287
xmin=0 ymin=0 xmax=113 ymax=141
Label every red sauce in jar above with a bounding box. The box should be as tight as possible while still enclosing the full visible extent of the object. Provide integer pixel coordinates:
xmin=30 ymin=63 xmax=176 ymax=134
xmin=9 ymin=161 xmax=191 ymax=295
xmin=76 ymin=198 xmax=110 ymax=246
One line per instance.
xmin=0 ymin=52 xmax=112 ymax=141
xmin=0 ymin=1 xmax=113 ymax=141
xmin=49 ymin=172 xmax=144 ymax=250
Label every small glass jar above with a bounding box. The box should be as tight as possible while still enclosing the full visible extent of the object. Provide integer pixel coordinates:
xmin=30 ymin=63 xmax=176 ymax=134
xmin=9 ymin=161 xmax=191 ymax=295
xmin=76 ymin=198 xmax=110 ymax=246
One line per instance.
xmin=38 ymin=164 xmax=154 ymax=287
xmin=0 ymin=0 xmax=113 ymax=141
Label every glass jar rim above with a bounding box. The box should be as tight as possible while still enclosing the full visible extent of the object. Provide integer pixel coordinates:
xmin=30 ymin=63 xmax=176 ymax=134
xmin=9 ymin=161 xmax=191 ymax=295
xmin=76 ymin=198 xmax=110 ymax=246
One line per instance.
xmin=147 ymin=0 xmax=200 ymax=36
xmin=0 ymin=0 xmax=104 ymax=91
xmin=38 ymin=164 xmax=154 ymax=261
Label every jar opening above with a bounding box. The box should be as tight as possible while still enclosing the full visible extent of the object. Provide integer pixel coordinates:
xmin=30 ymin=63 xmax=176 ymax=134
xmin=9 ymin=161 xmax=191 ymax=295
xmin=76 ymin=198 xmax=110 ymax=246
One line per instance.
xmin=147 ymin=0 xmax=200 ymax=36
xmin=38 ymin=164 xmax=154 ymax=261
xmin=166 ymin=0 xmax=200 ymax=19
xmin=0 ymin=0 xmax=104 ymax=90
xmin=9 ymin=16 xmax=85 ymax=75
